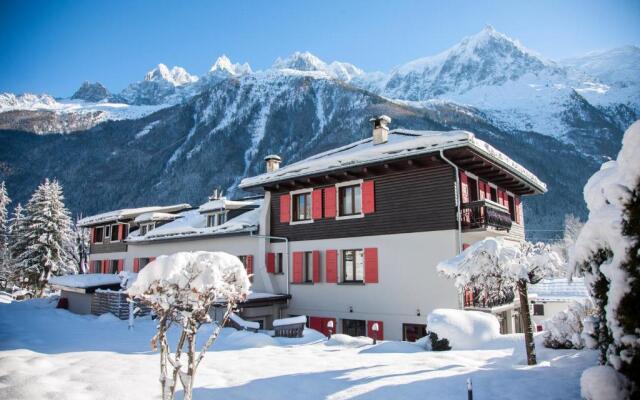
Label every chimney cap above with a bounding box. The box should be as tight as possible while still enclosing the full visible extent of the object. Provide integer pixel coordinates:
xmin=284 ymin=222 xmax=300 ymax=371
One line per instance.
xmin=369 ymin=115 xmax=391 ymax=124
xmin=264 ymin=154 xmax=282 ymax=162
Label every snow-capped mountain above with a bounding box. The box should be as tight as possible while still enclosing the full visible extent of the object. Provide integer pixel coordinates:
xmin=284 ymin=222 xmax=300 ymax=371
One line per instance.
xmin=1 ymin=27 xmax=637 ymax=236
xmin=71 ymin=82 xmax=110 ymax=102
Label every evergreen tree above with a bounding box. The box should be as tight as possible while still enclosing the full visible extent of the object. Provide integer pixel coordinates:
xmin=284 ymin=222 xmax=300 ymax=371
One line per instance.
xmin=3 ymin=203 xmax=25 ymax=287
xmin=0 ymin=181 xmax=11 ymax=270
xmin=14 ymin=179 xmax=74 ymax=294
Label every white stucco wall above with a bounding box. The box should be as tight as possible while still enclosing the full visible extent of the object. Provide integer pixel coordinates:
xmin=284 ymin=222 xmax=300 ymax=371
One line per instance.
xmin=531 ymin=301 xmax=572 ymax=327
xmin=269 ymin=229 xmax=461 ymax=341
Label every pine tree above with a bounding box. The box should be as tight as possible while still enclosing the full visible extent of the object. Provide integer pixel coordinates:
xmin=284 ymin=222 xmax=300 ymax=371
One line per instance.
xmin=3 ymin=203 xmax=25 ymax=287
xmin=68 ymin=217 xmax=89 ymax=274
xmin=15 ymin=179 xmax=74 ymax=295
xmin=0 ymin=182 xmax=11 ymax=274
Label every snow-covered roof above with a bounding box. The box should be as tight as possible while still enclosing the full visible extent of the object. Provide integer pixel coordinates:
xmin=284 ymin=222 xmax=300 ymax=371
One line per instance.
xmin=48 ymin=274 xmax=122 ymax=289
xmin=198 ymin=197 xmax=260 ymax=213
xmin=134 ymin=212 xmax=179 ymax=224
xmin=239 ymin=129 xmax=546 ymax=193
xmin=127 ymin=201 xmax=262 ymax=243
xmin=78 ymin=203 xmax=191 ymax=227
xmin=529 ymin=278 xmax=589 ymax=302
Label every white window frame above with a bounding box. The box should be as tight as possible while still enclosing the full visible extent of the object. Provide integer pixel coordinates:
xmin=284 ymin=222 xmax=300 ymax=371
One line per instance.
xmin=104 ymin=225 xmax=111 ymax=241
xmin=110 ymin=224 xmax=121 ymax=242
xmin=335 ymin=179 xmax=364 ymax=221
xmin=290 ymin=188 xmax=314 ymax=225
xmin=140 ymin=223 xmax=156 ymax=236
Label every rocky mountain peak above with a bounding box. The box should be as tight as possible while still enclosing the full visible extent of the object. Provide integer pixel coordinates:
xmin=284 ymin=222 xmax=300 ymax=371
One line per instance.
xmin=272 ymin=51 xmax=328 ymax=72
xmin=71 ymin=81 xmax=110 ymax=102
xmin=144 ymin=64 xmax=198 ymax=86
xmin=209 ymin=55 xmax=252 ymax=76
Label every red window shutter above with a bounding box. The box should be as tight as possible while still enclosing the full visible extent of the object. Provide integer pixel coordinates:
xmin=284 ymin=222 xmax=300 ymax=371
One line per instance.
xmin=117 ymin=224 xmax=124 ymax=241
xmin=323 ymin=317 xmax=337 ymax=337
xmin=266 ymin=252 xmax=275 ymax=274
xmin=515 ymin=197 xmax=522 ymax=224
xmin=149 ymin=257 xmax=156 ymax=262
xmin=367 ymin=320 xmax=384 ymax=340
xmin=312 ymin=189 xmax=323 ymax=219
xmin=246 ymin=255 xmax=254 ymax=275
xmin=324 ymin=187 xmax=336 ymax=218
xmin=292 ymin=252 xmax=303 ymax=283
xmin=279 ymin=194 xmax=290 ymax=223
xmin=361 ymin=180 xmax=375 ymax=214
xmin=325 ymin=250 xmax=338 ymax=283
xmin=312 ymin=250 xmax=321 ymax=283
xmin=498 ymin=189 xmax=506 ymax=206
xmin=117 ymin=259 xmax=124 ymax=273
xmin=133 ymin=258 xmax=140 ymax=273
xmin=90 ymin=228 xmax=96 ymax=244
xmin=459 ymin=171 xmax=469 ymax=203
xmin=364 ymin=248 xmax=379 ymax=283
xmin=101 ymin=260 xmax=108 ymax=274
xmin=478 ymin=181 xmax=486 ymax=200
xmin=462 ymin=243 xmax=470 ymax=250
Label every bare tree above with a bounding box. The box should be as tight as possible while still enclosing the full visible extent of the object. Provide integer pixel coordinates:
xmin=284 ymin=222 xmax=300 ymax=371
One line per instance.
xmin=128 ymin=251 xmax=250 ymax=400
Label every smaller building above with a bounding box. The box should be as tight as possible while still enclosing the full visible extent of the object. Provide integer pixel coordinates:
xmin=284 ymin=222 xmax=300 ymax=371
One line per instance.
xmin=49 ymin=274 xmax=122 ymax=315
xmin=529 ymin=277 xmax=590 ymax=330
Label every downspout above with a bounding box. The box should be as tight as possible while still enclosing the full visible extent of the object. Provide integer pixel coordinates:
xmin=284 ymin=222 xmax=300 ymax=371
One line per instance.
xmin=439 ymin=149 xmax=462 ymax=254
xmin=249 ymin=232 xmax=290 ymax=295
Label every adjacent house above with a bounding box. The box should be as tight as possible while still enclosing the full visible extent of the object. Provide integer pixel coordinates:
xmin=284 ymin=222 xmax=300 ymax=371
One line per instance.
xmin=239 ymin=116 xmax=546 ymax=340
xmin=75 ymin=116 xmax=546 ymax=341
xmin=529 ymin=277 xmax=590 ymax=330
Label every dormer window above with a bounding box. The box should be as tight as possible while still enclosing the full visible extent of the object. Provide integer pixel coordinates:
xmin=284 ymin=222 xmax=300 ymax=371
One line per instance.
xmin=206 ymin=211 xmax=228 ymax=227
xmin=140 ymin=223 xmax=155 ymax=236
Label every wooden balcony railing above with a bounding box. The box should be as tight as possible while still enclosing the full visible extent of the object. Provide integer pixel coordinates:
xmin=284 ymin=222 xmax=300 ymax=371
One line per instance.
xmin=463 ymin=287 xmax=516 ymax=309
xmin=461 ymin=200 xmax=513 ymax=231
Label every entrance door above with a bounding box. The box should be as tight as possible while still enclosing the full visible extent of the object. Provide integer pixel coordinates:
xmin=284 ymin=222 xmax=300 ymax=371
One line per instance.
xmin=342 ymin=319 xmax=366 ymax=337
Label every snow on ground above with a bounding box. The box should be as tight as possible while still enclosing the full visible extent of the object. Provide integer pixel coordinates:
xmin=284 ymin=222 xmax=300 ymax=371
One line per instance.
xmin=0 ymin=299 xmax=596 ymax=399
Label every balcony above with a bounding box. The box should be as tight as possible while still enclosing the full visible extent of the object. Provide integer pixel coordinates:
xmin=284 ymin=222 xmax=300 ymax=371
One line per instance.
xmin=463 ymin=287 xmax=516 ymax=309
xmin=461 ymin=200 xmax=512 ymax=231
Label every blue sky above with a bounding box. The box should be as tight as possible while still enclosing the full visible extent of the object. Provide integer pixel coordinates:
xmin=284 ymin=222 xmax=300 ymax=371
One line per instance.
xmin=1 ymin=0 xmax=639 ymax=96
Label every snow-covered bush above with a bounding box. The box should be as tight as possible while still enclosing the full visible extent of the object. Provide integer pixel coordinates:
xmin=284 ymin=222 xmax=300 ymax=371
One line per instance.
xmin=437 ymin=238 xmax=563 ymax=363
xmin=427 ymin=308 xmax=500 ymax=350
xmin=570 ymin=120 xmax=640 ymax=396
xmin=128 ymin=251 xmax=250 ymax=400
xmin=543 ymin=299 xmax=593 ymax=349
xmin=581 ymin=365 xmax=629 ymax=400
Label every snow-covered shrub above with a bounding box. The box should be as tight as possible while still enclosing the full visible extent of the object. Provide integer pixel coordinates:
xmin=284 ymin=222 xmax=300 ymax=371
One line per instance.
xmin=427 ymin=308 xmax=500 ymax=350
xmin=570 ymin=120 xmax=640 ymax=395
xmin=543 ymin=299 xmax=593 ymax=349
xmin=581 ymin=365 xmax=629 ymax=400
xmin=426 ymin=331 xmax=451 ymax=351
xmin=128 ymin=251 xmax=250 ymax=400
xmin=437 ymin=238 xmax=563 ymax=363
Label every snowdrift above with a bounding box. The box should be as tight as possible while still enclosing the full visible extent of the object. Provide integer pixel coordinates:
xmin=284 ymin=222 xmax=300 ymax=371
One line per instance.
xmin=427 ymin=308 xmax=501 ymax=350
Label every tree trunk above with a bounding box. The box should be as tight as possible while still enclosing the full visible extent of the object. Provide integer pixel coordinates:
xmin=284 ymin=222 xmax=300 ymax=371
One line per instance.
xmin=183 ymin=329 xmax=196 ymax=400
xmin=517 ymin=280 xmax=537 ymax=365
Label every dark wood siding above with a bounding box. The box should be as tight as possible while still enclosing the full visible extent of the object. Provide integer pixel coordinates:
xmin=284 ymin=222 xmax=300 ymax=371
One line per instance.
xmin=270 ymin=164 xmax=456 ymax=241
xmin=90 ymin=241 xmax=127 ymax=254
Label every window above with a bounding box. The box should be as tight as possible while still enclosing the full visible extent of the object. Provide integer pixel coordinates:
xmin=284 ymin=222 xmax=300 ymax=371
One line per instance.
xmin=140 ymin=223 xmax=155 ymax=236
xmin=138 ymin=257 xmax=151 ymax=271
xmin=342 ymin=319 xmax=366 ymax=337
xmin=342 ymin=249 xmax=364 ymax=282
xmin=507 ymin=195 xmax=516 ymax=222
xmin=533 ymin=303 xmax=545 ymax=316
xmin=303 ymin=252 xmax=313 ymax=283
xmin=402 ymin=323 xmax=427 ymax=342
xmin=292 ymin=192 xmax=312 ymax=222
xmin=104 ymin=225 xmax=111 ymax=240
xmin=339 ymin=184 xmax=362 ymax=216
xmin=123 ymin=224 xmax=129 ymax=239
xmin=467 ymin=177 xmax=478 ymax=202
xmin=206 ymin=212 xmax=228 ymax=227
xmin=92 ymin=260 xmax=102 ymax=273
xmin=94 ymin=227 xmax=104 ymax=243
xmin=275 ymin=253 xmax=284 ymax=274
xmin=110 ymin=260 xmax=119 ymax=274
xmin=111 ymin=224 xmax=120 ymax=241
xmin=490 ymin=187 xmax=498 ymax=202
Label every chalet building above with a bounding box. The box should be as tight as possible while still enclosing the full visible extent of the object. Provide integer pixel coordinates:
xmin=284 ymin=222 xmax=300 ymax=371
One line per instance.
xmin=239 ymin=116 xmax=546 ymax=340
xmin=79 ymin=204 xmax=192 ymax=274
xmin=76 ymin=116 xmax=546 ymax=341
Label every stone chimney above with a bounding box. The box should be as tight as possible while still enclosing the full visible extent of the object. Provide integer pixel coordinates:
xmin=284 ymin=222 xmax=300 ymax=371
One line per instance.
xmin=264 ymin=154 xmax=282 ymax=172
xmin=370 ymin=115 xmax=391 ymax=145
xmin=208 ymin=187 xmax=223 ymax=201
